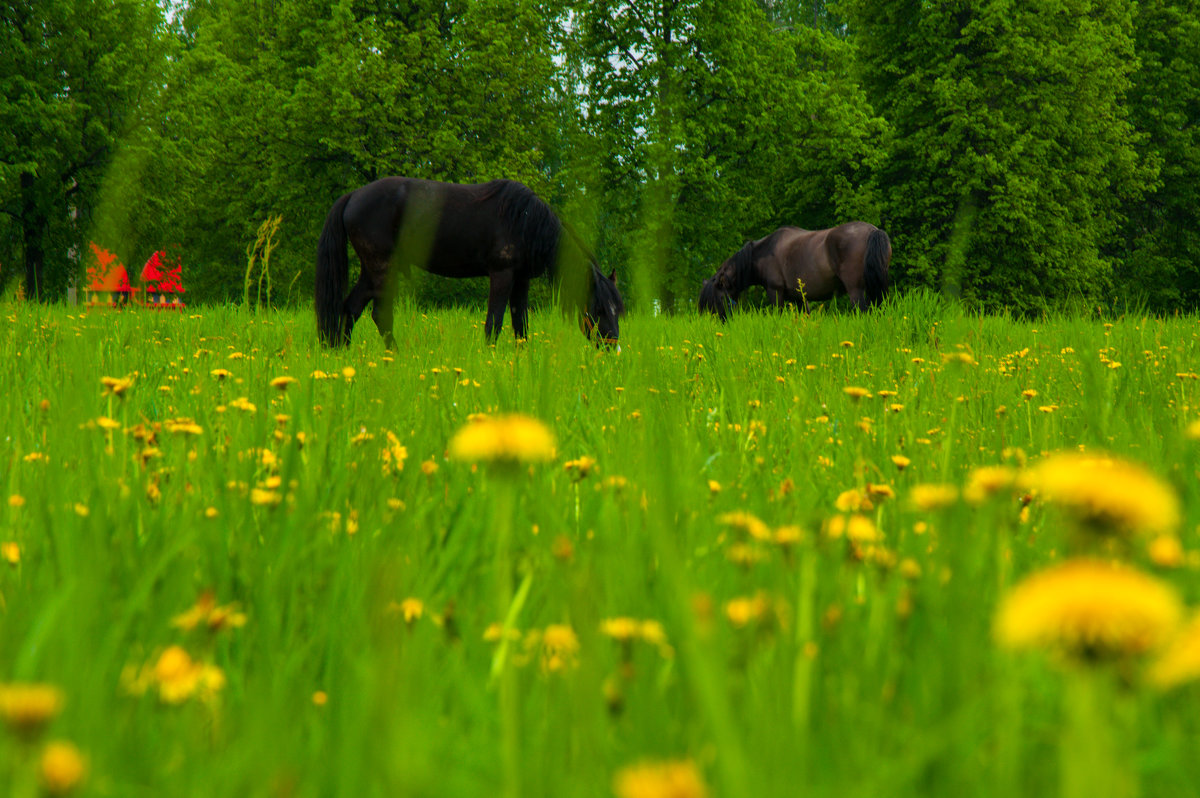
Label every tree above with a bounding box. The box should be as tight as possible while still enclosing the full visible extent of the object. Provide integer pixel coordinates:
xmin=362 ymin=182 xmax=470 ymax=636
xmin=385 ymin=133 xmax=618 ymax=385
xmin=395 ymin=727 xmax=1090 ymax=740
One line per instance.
xmin=1118 ymin=0 xmax=1200 ymax=311
xmin=565 ymin=0 xmax=884 ymax=310
xmin=0 ymin=0 xmax=167 ymax=299
xmin=843 ymin=0 xmax=1157 ymax=312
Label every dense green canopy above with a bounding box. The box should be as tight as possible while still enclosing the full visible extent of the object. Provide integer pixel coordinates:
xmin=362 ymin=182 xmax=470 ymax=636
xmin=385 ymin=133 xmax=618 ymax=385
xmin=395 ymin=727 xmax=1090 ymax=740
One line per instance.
xmin=1 ymin=0 xmax=1196 ymax=314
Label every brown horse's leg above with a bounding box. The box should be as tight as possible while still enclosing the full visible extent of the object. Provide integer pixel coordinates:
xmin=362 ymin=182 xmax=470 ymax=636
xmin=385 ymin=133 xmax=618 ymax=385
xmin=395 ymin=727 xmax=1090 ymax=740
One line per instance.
xmin=509 ymin=275 xmax=531 ymax=340
xmin=847 ymin=287 xmax=869 ymax=312
xmin=485 ymin=269 xmax=515 ymax=341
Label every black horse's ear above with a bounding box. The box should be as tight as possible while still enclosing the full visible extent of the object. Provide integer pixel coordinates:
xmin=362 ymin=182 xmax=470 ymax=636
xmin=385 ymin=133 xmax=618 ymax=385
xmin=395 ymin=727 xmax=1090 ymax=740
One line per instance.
xmin=608 ymin=268 xmax=617 ymax=285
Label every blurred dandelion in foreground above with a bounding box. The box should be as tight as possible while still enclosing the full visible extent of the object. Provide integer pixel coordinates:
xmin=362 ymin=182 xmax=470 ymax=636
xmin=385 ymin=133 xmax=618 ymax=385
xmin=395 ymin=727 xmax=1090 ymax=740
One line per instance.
xmin=540 ymin=624 xmax=580 ymax=674
xmin=40 ymin=740 xmax=86 ymax=795
xmin=171 ymin=591 xmax=247 ymax=633
xmin=1025 ymin=452 xmax=1179 ymax=539
xmin=995 ymin=559 xmax=1181 ymax=662
xmin=718 ymin=511 xmax=771 ymax=541
xmin=908 ymin=483 xmax=958 ymax=511
xmin=1150 ymin=614 xmax=1200 ymax=688
xmin=448 ymin=414 xmax=556 ymax=466
xmin=0 ymin=683 xmax=64 ymax=738
xmin=613 ymin=759 xmax=708 ymax=798
xmin=124 ymin=646 xmax=226 ymax=705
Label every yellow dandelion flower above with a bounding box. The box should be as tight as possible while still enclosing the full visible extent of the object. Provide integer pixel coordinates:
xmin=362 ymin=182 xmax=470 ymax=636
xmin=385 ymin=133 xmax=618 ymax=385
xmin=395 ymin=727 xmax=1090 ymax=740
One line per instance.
xmin=707 ymin=480 xmax=721 ymax=494
xmin=250 ymin=488 xmax=282 ymax=507
xmin=101 ymin=375 xmax=134 ymax=397
xmin=210 ymin=368 xmax=232 ymax=380
xmin=909 ymin=483 xmax=958 ymax=511
xmin=846 ymin=514 xmax=878 ymax=543
xmin=891 ymin=454 xmax=911 ymax=470
xmin=171 ymin=591 xmax=247 ymax=633
xmin=1148 ymin=535 xmax=1184 ymax=568
xmin=95 ymin=417 xmax=121 ymax=431
xmin=834 ymin=489 xmax=871 ymax=512
xmin=995 ymin=559 xmax=1182 ymax=661
xmin=600 ymin=617 xmax=641 ymax=642
xmin=1026 ymin=451 xmax=1179 ymax=537
xmin=1022 ymin=389 xmax=1038 ymax=400
xmin=448 ymin=414 xmax=557 ymax=466
xmin=717 ymin=511 xmax=771 ymax=541
xmin=40 ymin=740 xmax=86 ymax=795
xmin=397 ymin=598 xmax=424 ymax=624
xmin=541 ymin=624 xmax=580 ymax=673
xmin=312 ymin=690 xmax=328 ymax=706
xmin=270 ymin=375 xmax=298 ymax=391
xmin=773 ymin=524 xmax=804 ymax=547
xmin=0 ymin=683 xmax=64 ymax=737
xmin=964 ymin=466 xmax=1019 ymax=504
xmin=725 ymin=594 xmax=769 ymax=628
xmin=1151 ymin=614 xmax=1200 ymax=688
xmin=342 ymin=366 xmax=356 ymax=380
xmin=564 ymin=456 xmax=598 ymax=480
xmin=421 ymin=459 xmax=439 ymax=476
xmin=843 ymin=386 xmax=872 ymax=400
xmin=1 ymin=542 xmax=19 ymax=565
xmin=866 ymin=483 xmax=895 ymax=500
xmin=614 ymin=759 xmax=708 ymax=798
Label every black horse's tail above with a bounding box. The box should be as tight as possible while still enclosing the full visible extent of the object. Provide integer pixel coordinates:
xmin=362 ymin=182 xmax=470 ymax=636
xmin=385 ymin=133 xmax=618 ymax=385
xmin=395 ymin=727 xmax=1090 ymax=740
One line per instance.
xmin=864 ymin=227 xmax=891 ymax=307
xmin=316 ymin=191 xmax=353 ymax=346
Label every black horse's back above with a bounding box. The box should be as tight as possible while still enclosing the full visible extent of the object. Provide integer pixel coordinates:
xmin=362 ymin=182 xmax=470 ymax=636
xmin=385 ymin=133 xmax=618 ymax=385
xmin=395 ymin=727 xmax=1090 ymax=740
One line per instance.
xmin=864 ymin=227 xmax=891 ymax=307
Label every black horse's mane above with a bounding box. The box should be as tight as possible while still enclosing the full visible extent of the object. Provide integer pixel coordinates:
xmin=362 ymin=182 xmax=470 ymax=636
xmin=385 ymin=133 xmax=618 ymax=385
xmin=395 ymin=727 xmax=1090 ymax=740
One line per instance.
xmin=722 ymin=241 xmax=760 ymax=294
xmin=481 ymin=180 xmax=621 ymax=314
xmin=486 ymin=180 xmax=564 ymax=280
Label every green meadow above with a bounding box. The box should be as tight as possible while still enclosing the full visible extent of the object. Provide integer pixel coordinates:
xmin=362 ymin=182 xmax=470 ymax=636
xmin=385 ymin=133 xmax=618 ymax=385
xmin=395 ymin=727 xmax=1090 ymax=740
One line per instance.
xmin=2 ymin=293 xmax=1200 ymax=798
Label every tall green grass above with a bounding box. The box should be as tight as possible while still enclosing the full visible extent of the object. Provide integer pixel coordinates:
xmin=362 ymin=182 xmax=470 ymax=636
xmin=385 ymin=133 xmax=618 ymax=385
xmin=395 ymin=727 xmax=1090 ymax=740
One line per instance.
xmin=1 ymin=292 xmax=1198 ymax=797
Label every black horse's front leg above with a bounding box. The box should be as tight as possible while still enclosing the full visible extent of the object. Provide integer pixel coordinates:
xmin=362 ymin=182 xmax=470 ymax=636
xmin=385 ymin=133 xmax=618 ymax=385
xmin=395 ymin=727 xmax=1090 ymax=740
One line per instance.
xmin=509 ymin=275 xmax=531 ymax=340
xmin=485 ymin=270 xmax=515 ymax=341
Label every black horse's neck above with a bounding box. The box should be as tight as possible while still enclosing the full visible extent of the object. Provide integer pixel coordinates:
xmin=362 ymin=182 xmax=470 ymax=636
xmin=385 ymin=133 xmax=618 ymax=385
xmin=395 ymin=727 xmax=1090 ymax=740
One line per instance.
xmin=722 ymin=241 xmax=760 ymax=299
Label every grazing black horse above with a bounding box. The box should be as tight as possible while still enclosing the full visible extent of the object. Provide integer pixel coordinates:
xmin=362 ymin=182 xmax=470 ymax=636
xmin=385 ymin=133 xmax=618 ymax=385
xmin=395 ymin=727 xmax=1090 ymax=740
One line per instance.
xmin=698 ymin=223 xmax=891 ymax=320
xmin=316 ymin=177 xmax=624 ymax=348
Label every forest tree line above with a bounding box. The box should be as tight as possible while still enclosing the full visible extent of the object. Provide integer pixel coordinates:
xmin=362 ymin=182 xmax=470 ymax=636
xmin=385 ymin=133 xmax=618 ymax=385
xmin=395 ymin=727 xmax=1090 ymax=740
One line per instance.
xmin=2 ymin=0 xmax=1198 ymax=314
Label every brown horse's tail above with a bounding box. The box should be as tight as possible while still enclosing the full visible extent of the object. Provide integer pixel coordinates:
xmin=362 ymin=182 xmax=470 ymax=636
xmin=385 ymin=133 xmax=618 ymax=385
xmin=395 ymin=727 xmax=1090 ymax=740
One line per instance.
xmin=316 ymin=191 xmax=353 ymax=346
xmin=864 ymin=227 xmax=891 ymax=307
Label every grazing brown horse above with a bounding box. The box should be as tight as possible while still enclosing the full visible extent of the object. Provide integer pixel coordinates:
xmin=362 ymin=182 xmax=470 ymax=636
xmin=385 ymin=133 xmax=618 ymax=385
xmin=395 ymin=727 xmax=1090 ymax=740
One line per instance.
xmin=316 ymin=177 xmax=624 ymax=348
xmin=698 ymin=222 xmax=891 ymax=320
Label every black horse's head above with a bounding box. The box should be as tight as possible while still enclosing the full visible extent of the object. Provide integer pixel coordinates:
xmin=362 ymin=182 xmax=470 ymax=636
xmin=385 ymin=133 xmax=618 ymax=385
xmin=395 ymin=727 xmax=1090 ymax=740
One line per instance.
xmin=698 ymin=274 xmax=736 ymax=321
xmin=582 ymin=266 xmax=624 ymax=349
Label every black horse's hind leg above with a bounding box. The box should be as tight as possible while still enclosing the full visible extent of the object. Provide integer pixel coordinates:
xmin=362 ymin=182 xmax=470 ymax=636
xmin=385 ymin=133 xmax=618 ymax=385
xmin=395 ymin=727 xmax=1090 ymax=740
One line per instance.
xmin=371 ymin=294 xmax=397 ymax=350
xmin=370 ymin=271 xmax=400 ymax=350
xmin=485 ymin=270 xmax=515 ymax=341
xmin=509 ymin=275 xmax=531 ymax=340
xmin=341 ymin=275 xmax=375 ymax=342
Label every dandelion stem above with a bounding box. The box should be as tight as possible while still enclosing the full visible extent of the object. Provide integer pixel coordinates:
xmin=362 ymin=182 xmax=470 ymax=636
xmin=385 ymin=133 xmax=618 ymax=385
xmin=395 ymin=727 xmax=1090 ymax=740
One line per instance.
xmin=1061 ymin=669 xmax=1125 ymax=798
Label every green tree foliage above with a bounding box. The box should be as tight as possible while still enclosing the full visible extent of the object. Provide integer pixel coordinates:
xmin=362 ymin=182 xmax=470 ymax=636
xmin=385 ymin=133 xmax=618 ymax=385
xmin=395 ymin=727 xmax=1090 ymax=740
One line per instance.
xmin=565 ymin=0 xmax=883 ymax=310
xmin=0 ymin=0 xmax=166 ymax=299
xmin=1118 ymin=0 xmax=1200 ymax=310
xmin=135 ymin=0 xmax=564 ymax=305
xmin=844 ymin=0 xmax=1157 ymax=313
